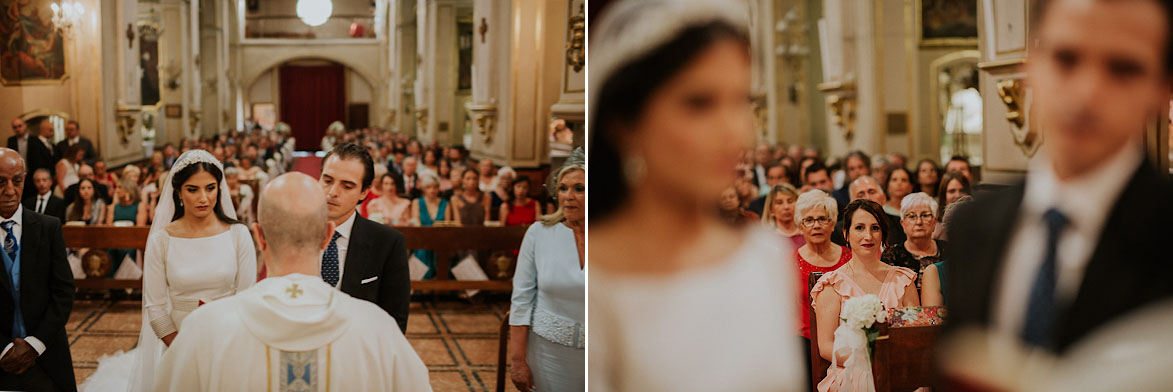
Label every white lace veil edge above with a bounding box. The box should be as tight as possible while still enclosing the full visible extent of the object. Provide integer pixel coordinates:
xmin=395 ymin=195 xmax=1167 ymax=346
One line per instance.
xmin=148 ymin=149 xmax=239 ymax=237
xmin=588 ymin=0 xmax=750 ymax=129
xmin=130 ymin=149 xmax=237 ymax=392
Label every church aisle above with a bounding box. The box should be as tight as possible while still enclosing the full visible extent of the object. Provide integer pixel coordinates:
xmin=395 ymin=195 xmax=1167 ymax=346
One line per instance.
xmin=67 ymin=298 xmax=522 ymax=391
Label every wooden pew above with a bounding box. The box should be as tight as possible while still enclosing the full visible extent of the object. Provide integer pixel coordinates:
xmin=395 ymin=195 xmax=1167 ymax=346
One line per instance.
xmin=399 ymin=226 xmax=528 ymax=291
xmin=64 ymin=226 xmax=148 ymax=289
xmin=63 ymin=225 xmax=529 ymax=292
xmin=871 ymin=317 xmax=944 ymax=391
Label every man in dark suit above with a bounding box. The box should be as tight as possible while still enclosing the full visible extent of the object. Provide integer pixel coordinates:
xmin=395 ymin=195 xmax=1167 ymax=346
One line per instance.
xmin=0 ymin=148 xmax=75 ymax=391
xmin=747 ymin=165 xmax=789 ymax=216
xmin=9 ymin=120 xmax=54 ymax=202
xmin=401 ymin=156 xmax=422 ymax=200
xmin=831 ymin=151 xmax=870 ymax=213
xmin=318 ymin=143 xmax=411 ymax=333
xmin=6 ymin=120 xmax=29 ymax=163
xmin=22 ymin=170 xmax=65 ymax=223
xmin=946 ymin=0 xmax=1173 ymax=357
xmin=52 ymin=121 xmax=96 ymax=164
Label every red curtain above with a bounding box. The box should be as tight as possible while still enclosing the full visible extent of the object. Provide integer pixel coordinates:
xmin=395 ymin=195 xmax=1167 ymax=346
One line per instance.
xmin=279 ymin=64 xmax=345 ymax=151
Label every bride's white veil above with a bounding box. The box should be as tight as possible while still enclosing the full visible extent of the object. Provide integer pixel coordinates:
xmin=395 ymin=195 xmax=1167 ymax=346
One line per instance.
xmin=128 ymin=150 xmax=237 ymax=392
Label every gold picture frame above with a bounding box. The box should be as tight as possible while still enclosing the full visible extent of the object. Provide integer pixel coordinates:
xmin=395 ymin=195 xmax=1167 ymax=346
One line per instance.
xmin=917 ymin=0 xmax=979 ymax=47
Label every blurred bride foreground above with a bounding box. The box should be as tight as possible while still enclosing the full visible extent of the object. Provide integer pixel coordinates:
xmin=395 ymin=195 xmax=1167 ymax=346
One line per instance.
xmin=587 ymin=0 xmax=803 ymax=390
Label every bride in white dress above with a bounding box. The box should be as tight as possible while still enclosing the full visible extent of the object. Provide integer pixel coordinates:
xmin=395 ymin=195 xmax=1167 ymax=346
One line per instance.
xmin=588 ymin=1 xmax=803 ymax=390
xmin=81 ymin=150 xmax=257 ymax=391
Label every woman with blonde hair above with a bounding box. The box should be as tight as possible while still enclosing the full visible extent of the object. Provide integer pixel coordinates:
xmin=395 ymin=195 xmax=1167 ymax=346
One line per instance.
xmin=761 ymin=183 xmax=803 ymax=248
xmin=509 ymin=148 xmax=585 ymax=391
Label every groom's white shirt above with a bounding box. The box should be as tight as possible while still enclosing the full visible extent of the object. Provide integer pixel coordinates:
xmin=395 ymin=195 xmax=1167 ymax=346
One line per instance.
xmin=154 ymin=273 xmax=431 ymax=391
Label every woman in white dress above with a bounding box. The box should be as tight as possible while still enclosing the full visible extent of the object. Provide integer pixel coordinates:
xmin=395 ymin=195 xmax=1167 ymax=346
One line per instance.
xmin=80 ymin=150 xmax=256 ymax=391
xmin=588 ymin=1 xmax=803 ymax=390
xmin=509 ymin=148 xmax=585 ymax=391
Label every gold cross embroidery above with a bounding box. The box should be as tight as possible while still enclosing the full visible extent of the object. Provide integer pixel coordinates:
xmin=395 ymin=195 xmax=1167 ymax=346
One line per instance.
xmin=286 ymin=284 xmax=303 ymax=299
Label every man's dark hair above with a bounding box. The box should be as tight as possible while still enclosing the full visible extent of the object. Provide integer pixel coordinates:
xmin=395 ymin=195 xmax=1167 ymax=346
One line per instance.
xmin=322 ymin=142 xmax=375 ymax=191
xmin=66 ymin=120 xmax=79 ymax=128
xmin=844 ymin=150 xmax=871 ymax=168
xmin=804 ymin=161 xmax=829 ymax=183
xmin=1033 ymin=0 xmax=1173 ymax=73
xmin=948 ymin=155 xmax=970 ymax=167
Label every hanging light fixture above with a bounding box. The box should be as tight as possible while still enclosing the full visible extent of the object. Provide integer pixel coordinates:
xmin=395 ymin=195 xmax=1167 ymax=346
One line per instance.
xmin=296 ymin=0 xmax=333 ymax=27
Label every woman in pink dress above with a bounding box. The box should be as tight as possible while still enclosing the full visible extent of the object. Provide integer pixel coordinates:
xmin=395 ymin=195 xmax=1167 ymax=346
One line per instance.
xmin=367 ymin=172 xmax=411 ymax=225
xmin=811 ymin=199 xmax=919 ymax=392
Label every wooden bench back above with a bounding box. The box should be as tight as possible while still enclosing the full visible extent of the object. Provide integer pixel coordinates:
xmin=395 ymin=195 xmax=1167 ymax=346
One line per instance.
xmin=63 ymin=225 xmax=530 ymax=292
xmin=871 ymin=322 xmax=943 ymax=391
xmin=64 ymin=226 xmax=149 ymax=289
xmin=398 ymin=226 xmax=529 ymax=291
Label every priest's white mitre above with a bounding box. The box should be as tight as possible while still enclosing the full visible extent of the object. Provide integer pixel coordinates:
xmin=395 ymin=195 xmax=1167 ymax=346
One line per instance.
xmin=154 ymin=273 xmax=432 ymax=391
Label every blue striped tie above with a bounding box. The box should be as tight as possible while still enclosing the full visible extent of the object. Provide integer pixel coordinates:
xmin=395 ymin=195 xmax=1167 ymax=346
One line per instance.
xmin=322 ymin=232 xmax=342 ymax=287
xmin=1 ymin=221 xmax=15 ymax=263
xmin=1021 ymin=208 xmax=1069 ymax=349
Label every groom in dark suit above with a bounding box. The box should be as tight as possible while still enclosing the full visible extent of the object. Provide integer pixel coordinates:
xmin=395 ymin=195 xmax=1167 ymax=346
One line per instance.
xmin=947 ymin=0 xmax=1173 ymax=356
xmin=0 ymin=149 xmax=75 ymax=391
xmin=318 ymin=143 xmax=411 ymax=333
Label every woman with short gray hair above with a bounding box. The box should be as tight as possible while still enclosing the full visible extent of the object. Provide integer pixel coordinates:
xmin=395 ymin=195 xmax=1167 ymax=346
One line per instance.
xmin=881 ymin=192 xmax=947 ymax=288
xmin=792 ymin=190 xmax=851 ymax=383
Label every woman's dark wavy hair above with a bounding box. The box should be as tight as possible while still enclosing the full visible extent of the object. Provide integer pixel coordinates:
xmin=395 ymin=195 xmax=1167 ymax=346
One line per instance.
xmin=170 ymin=161 xmax=240 ymax=225
xmin=589 ymin=20 xmax=750 ymax=221
xmin=841 ymin=199 xmax=890 ymax=248
xmin=916 ymin=159 xmax=942 ymax=195
xmin=884 ymin=166 xmax=913 ymax=197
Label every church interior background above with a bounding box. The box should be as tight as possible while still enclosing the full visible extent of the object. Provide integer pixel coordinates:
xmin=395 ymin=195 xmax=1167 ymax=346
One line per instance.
xmin=3 ymin=0 xmax=1172 ymax=390
xmin=0 ymin=0 xmax=581 ymax=390
xmin=720 ymin=0 xmax=1169 ymax=184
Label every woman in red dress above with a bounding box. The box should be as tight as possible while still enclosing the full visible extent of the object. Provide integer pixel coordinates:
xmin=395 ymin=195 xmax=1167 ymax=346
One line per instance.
xmin=502 ymin=175 xmax=540 ymax=226
xmin=793 ymin=190 xmax=851 ymax=388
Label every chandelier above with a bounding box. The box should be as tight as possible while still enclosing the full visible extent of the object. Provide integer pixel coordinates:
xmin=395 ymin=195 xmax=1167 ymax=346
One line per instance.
xmin=50 ymin=1 xmax=84 ymax=34
xmin=296 ymin=0 xmax=333 ymax=27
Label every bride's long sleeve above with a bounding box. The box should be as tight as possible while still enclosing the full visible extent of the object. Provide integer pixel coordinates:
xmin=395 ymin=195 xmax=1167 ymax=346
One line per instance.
xmin=233 ymin=224 xmax=258 ymax=292
xmin=144 ymin=232 xmax=176 ymax=339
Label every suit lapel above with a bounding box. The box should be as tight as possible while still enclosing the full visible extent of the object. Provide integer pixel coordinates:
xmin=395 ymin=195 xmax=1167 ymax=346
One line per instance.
xmin=340 ymin=214 xmax=368 ymax=293
xmin=1054 ymin=162 xmax=1157 ymax=351
xmin=968 ymin=185 xmax=1026 ymax=324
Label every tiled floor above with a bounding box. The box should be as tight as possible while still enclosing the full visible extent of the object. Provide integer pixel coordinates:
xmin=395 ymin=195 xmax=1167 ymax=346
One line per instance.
xmin=68 ymin=298 xmax=522 ymax=391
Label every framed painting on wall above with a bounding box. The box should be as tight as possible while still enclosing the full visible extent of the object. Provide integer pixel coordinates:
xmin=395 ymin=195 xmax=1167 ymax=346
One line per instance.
xmin=165 ymin=104 xmax=182 ymax=118
xmin=918 ymin=0 xmax=979 ymax=47
xmin=0 ymin=0 xmax=68 ymax=85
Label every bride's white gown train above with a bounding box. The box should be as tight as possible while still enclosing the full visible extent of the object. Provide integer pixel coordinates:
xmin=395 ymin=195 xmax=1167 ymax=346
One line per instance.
xmin=80 ymin=226 xmax=256 ymax=391
xmin=79 ymin=150 xmax=256 ymax=391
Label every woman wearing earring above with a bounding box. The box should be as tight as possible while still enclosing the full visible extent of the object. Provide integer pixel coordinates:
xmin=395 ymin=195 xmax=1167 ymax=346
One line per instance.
xmin=811 ymin=200 xmax=919 ymax=391
xmin=80 ymin=150 xmax=256 ymax=391
xmin=588 ymin=1 xmax=803 ymax=390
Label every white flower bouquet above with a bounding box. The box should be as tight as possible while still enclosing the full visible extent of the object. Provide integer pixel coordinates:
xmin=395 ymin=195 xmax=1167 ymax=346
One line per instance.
xmin=841 ymin=294 xmax=888 ymax=329
xmin=827 ymin=294 xmax=888 ymax=391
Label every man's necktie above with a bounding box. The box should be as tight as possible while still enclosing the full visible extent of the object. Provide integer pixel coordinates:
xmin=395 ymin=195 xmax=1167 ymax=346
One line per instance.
xmin=1 ymin=221 xmax=16 ymax=263
xmin=322 ymin=232 xmax=342 ymax=286
xmin=36 ymin=197 xmax=44 ymax=214
xmin=1021 ymin=208 xmax=1070 ymax=349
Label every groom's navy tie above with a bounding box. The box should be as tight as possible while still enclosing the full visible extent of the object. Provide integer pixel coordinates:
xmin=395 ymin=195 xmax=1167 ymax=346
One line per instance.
xmin=322 ymin=232 xmax=342 ymax=287
xmin=1022 ymin=208 xmax=1069 ymax=349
